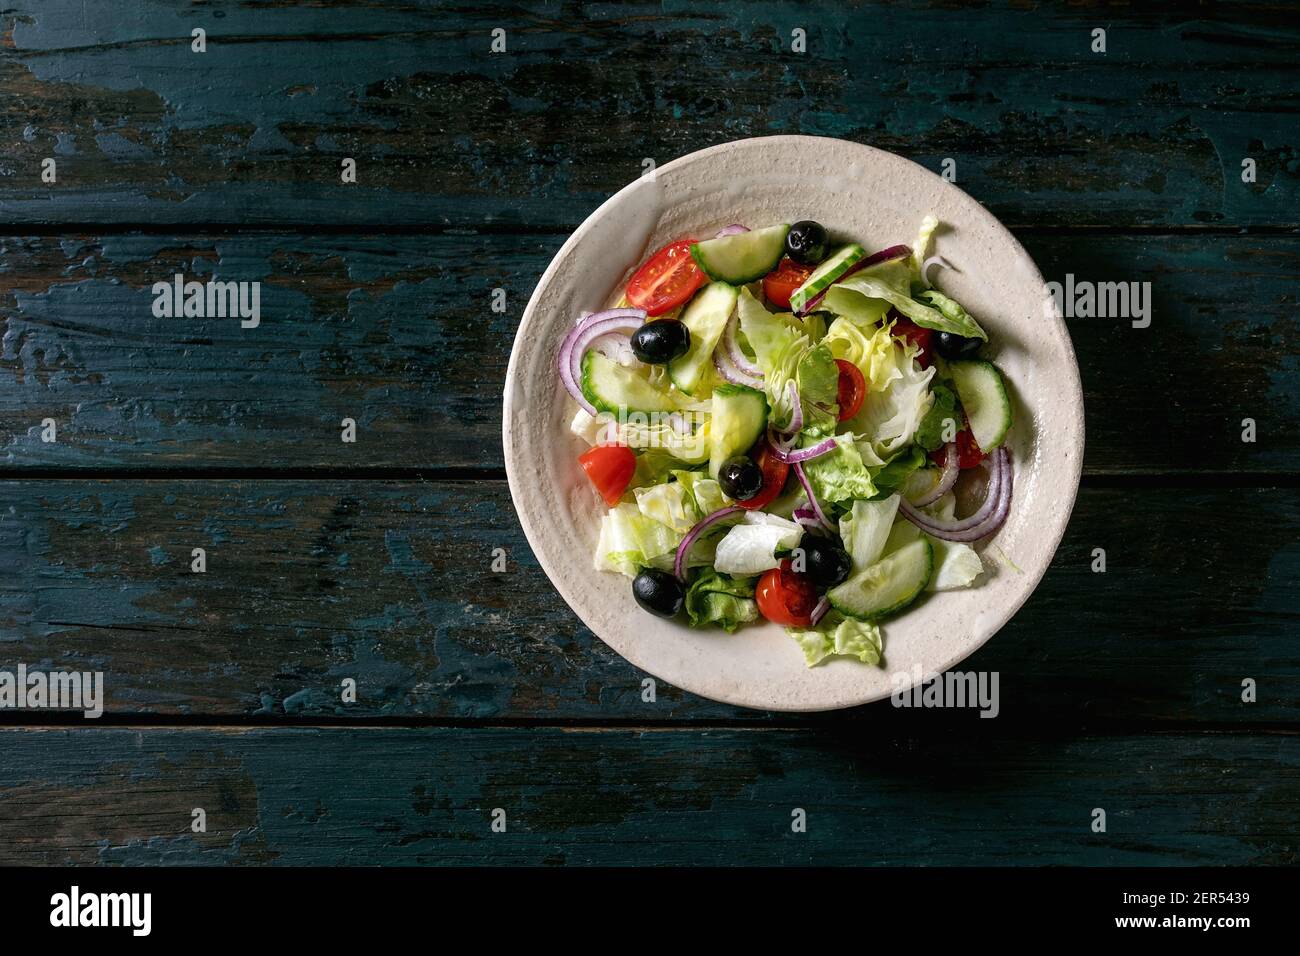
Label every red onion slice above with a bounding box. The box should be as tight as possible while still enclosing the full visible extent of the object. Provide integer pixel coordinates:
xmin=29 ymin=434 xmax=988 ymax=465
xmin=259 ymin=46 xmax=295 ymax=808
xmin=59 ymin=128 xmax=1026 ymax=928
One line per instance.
xmin=909 ymin=442 xmax=959 ymax=507
xmin=810 ymin=595 xmax=830 ymax=626
xmin=794 ymin=243 xmax=913 ymax=316
xmin=770 ymin=435 xmax=839 ymax=464
xmin=714 ymin=224 xmax=750 ymax=238
xmin=713 ymin=345 xmax=764 ymax=389
xmin=558 ymin=310 xmax=647 ymax=414
xmin=792 ymin=461 xmax=834 ymax=530
xmin=793 ymin=506 xmax=821 ymax=532
xmin=576 ymin=307 xmax=645 ymax=329
xmin=723 ymin=309 xmax=762 ymax=377
xmin=673 ymin=506 xmax=743 ymax=581
xmin=920 ymin=255 xmax=953 ymax=288
xmin=898 ymin=448 xmax=1013 ymax=542
xmin=783 ymin=380 xmax=803 ymax=433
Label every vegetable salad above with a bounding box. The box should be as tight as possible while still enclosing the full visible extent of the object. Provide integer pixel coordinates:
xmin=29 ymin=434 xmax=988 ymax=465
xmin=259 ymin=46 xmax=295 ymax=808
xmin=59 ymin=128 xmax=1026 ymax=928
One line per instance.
xmin=559 ymin=217 xmax=1013 ymax=667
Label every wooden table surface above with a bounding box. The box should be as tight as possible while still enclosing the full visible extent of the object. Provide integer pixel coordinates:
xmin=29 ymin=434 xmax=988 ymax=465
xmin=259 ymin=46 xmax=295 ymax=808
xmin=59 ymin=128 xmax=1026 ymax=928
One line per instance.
xmin=1 ymin=1 xmax=1297 ymax=866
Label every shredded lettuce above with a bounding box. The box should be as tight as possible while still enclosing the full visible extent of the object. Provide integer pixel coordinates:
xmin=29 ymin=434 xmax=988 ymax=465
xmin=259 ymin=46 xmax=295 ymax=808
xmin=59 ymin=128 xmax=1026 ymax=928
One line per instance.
xmin=844 ymin=335 xmax=936 ymax=457
xmin=789 ymin=617 xmax=884 ymax=667
xmin=800 ymin=433 xmax=880 ymax=507
xmin=738 ymin=287 xmax=837 ymax=432
xmin=839 ymin=495 xmax=901 ymax=572
xmin=911 ymin=214 xmax=940 ymax=277
xmin=713 ymin=512 xmax=802 ymax=576
xmin=593 ymin=503 xmax=684 ymax=578
xmin=684 ymin=569 xmax=759 ymax=632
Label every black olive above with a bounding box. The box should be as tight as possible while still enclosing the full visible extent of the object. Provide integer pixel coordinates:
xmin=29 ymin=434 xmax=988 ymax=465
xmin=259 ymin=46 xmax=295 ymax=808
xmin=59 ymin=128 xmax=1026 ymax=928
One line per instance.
xmin=632 ymin=569 xmax=685 ymax=618
xmin=798 ymin=536 xmax=852 ymax=588
xmin=631 ymin=319 xmax=690 ymax=364
xmin=934 ymin=331 xmax=981 ymax=359
xmin=785 ymin=220 xmax=830 ymax=266
xmin=718 ymin=457 xmax=764 ymax=501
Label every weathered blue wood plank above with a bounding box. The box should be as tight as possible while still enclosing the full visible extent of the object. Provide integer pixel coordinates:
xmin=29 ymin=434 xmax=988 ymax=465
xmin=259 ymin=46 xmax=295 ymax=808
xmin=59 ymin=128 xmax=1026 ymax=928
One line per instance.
xmin=2 ymin=233 xmax=1297 ymax=474
xmin=2 ymin=481 xmax=1295 ymax=723
xmin=1 ymin=1 xmax=1296 ymax=227
xmin=0 ymin=726 xmax=1294 ymax=865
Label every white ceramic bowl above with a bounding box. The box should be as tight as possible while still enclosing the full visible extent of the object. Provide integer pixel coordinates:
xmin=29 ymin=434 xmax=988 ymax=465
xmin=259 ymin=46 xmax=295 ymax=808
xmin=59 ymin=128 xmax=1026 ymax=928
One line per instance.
xmin=503 ymin=135 xmax=1083 ymax=712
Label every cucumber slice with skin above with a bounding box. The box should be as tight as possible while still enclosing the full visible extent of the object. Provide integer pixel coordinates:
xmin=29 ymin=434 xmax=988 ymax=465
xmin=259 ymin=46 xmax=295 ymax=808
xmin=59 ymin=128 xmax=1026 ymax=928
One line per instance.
xmin=828 ymin=537 xmax=934 ymax=620
xmin=948 ymin=359 xmax=1012 ymax=452
xmin=668 ymin=281 xmax=739 ymax=396
xmin=690 ymin=225 xmax=790 ymax=284
xmin=708 ymin=384 xmax=768 ymax=478
xmin=789 ymin=243 xmax=866 ymax=314
xmin=581 ymin=351 xmax=678 ymax=415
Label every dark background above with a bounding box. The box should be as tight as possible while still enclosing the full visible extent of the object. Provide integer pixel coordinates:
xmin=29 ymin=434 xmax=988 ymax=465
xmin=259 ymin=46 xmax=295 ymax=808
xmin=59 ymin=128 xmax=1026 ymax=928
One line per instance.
xmin=0 ymin=1 xmax=1296 ymax=865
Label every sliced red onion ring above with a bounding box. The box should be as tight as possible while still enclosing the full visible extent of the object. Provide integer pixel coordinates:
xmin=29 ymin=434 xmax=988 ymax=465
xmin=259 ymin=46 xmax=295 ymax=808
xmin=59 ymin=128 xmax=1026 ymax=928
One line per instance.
xmin=558 ymin=310 xmax=646 ymax=414
xmin=713 ymin=345 xmax=763 ymax=389
xmin=783 ymin=380 xmax=803 ymax=433
xmin=714 ymin=224 xmax=749 ymax=238
xmin=920 ymin=255 xmax=954 ymax=288
xmin=898 ymin=448 xmax=1013 ymax=542
xmin=576 ymin=306 xmax=645 ymax=329
xmin=793 ymin=506 xmax=822 ymax=532
xmin=723 ymin=309 xmax=762 ymax=377
xmin=810 ymin=595 xmax=831 ymax=627
xmin=910 ymin=442 xmax=959 ymax=507
xmin=673 ymin=506 xmax=743 ymax=581
xmin=794 ymin=243 xmax=913 ymax=316
xmin=770 ymin=435 xmax=838 ymax=464
xmin=792 ymin=461 xmax=833 ymax=530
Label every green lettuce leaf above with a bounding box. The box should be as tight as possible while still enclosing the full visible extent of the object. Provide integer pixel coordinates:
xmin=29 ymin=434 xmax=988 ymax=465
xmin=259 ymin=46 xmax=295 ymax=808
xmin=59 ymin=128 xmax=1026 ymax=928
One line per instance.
xmin=839 ymin=495 xmax=901 ymax=572
xmin=684 ymin=568 xmax=759 ymax=632
xmin=869 ymin=445 xmax=927 ymax=499
xmin=844 ymin=334 xmax=936 ymax=457
xmin=800 ymin=433 xmax=880 ymax=507
xmin=789 ymin=616 xmax=884 ymax=667
xmin=915 ymin=381 xmax=960 ymax=452
xmin=916 ymin=289 xmax=987 ymax=341
xmin=593 ymin=503 xmax=684 ymax=578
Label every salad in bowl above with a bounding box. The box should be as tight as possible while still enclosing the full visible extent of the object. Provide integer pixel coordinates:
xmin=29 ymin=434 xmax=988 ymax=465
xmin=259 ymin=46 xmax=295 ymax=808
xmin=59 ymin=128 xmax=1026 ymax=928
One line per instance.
xmin=559 ymin=217 xmax=1014 ymax=668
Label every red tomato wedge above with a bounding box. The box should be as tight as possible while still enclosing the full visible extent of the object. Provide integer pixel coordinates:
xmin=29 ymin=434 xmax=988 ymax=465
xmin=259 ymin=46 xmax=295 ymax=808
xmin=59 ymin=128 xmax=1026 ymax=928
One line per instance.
xmin=889 ymin=314 xmax=934 ymax=367
xmin=625 ymin=239 xmax=707 ymax=316
xmin=579 ymin=445 xmax=636 ymax=506
xmin=735 ymin=441 xmax=790 ymax=511
xmin=755 ymin=561 xmax=819 ymax=627
xmin=834 ymin=358 xmax=866 ymax=421
xmin=930 ymin=425 xmax=987 ymax=470
xmin=761 ymin=258 xmax=816 ymax=310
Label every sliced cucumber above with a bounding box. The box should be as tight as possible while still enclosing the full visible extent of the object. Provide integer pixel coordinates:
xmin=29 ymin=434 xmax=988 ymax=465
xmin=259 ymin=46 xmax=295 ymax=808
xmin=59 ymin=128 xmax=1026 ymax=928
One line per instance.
xmin=708 ymin=384 xmax=768 ymax=478
xmin=789 ymin=243 xmax=866 ymax=313
xmin=948 ymin=359 xmax=1012 ymax=452
xmin=667 ymin=281 xmax=739 ymax=396
xmin=581 ymin=351 xmax=678 ymax=415
xmin=828 ymin=538 xmax=933 ymax=620
xmin=690 ymin=225 xmax=789 ymax=284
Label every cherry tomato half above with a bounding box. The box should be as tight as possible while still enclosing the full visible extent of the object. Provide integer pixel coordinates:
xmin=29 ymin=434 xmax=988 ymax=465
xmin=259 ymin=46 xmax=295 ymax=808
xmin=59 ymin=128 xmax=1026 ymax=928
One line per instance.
xmin=625 ymin=239 xmax=707 ymax=316
xmin=579 ymin=444 xmax=636 ymax=506
xmin=834 ymin=358 xmax=866 ymax=422
xmin=889 ymin=313 xmax=934 ymax=367
xmin=761 ymin=257 xmax=816 ymax=310
xmin=755 ymin=560 xmax=819 ymax=627
xmin=735 ymin=441 xmax=790 ymax=511
xmin=929 ymin=425 xmax=986 ymax=470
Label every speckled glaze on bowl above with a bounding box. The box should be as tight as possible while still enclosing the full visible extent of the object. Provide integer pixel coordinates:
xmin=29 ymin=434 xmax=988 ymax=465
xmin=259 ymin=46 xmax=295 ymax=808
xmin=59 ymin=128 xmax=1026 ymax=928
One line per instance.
xmin=503 ymin=135 xmax=1083 ymax=712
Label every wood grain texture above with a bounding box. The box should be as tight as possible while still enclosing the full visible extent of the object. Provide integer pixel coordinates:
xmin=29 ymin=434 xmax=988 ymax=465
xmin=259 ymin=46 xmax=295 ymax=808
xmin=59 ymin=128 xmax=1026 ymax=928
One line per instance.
xmin=3 ymin=480 xmax=1296 ymax=723
xmin=2 ymin=232 xmax=1296 ymax=474
xmin=1 ymin=1 xmax=1296 ymax=228
xmin=0 ymin=726 xmax=1294 ymax=865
